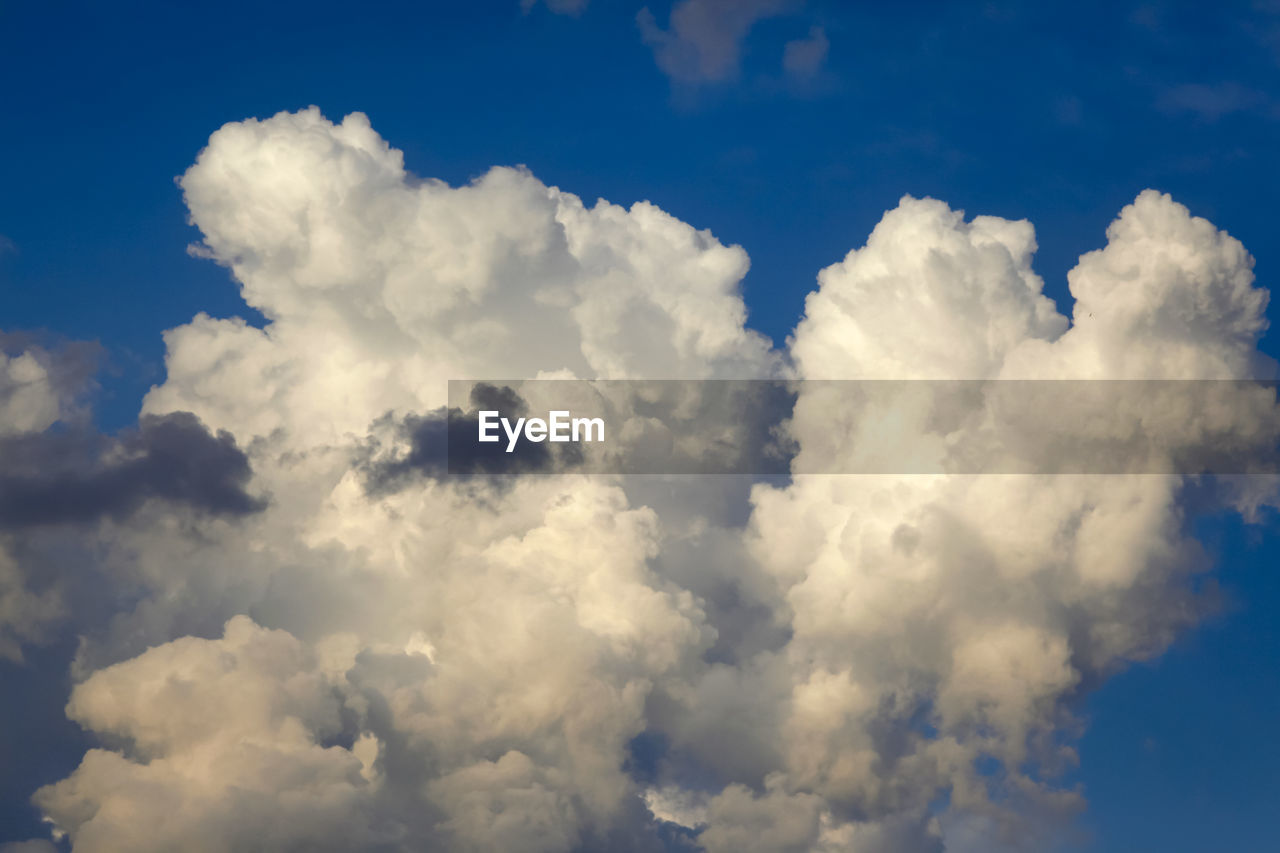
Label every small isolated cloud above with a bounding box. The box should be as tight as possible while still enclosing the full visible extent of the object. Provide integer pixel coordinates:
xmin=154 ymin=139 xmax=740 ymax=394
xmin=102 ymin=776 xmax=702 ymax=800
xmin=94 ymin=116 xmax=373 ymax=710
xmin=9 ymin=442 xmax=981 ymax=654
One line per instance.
xmin=0 ymin=235 xmax=15 ymax=257
xmin=520 ymin=0 xmax=589 ymax=15
xmin=1157 ymin=81 xmax=1280 ymax=121
xmin=638 ymin=0 xmax=794 ymax=84
xmin=782 ymin=25 xmax=827 ymax=79
xmin=0 ymin=337 xmax=100 ymax=436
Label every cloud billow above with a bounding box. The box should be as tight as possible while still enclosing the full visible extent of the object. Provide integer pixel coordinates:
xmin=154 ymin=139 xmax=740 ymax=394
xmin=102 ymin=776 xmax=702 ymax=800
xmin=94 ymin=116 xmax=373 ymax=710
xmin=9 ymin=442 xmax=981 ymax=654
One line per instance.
xmin=361 ymin=383 xmax=582 ymax=489
xmin=3 ymin=108 xmax=1277 ymax=852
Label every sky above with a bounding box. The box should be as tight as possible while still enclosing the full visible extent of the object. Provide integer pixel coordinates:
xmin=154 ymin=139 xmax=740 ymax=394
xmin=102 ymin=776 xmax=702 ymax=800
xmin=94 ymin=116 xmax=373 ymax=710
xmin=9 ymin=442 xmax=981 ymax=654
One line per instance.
xmin=2 ymin=1 xmax=1279 ymax=851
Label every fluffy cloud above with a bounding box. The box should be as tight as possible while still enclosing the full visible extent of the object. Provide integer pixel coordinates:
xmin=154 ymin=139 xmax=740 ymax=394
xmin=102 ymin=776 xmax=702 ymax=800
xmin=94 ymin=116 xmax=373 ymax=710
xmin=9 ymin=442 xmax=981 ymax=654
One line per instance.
xmin=0 ymin=337 xmax=97 ymax=437
xmin=150 ymin=107 xmax=773 ymax=450
xmin=4 ymin=108 xmax=1277 ymax=852
xmin=721 ymin=188 xmax=1272 ymax=844
xmin=781 ymin=26 xmax=828 ymax=80
xmin=789 ymin=196 xmax=1069 ymax=380
xmin=0 ymin=402 xmax=262 ymax=663
xmin=1156 ymin=82 xmax=1280 ymax=122
xmin=0 ymin=412 xmax=263 ymax=530
xmin=34 ymin=616 xmax=384 ymax=852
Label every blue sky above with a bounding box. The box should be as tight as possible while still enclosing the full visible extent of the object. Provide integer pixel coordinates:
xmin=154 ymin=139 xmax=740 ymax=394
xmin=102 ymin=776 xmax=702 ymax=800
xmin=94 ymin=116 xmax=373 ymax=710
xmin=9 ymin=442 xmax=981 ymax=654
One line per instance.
xmin=3 ymin=1 xmax=1280 ymax=849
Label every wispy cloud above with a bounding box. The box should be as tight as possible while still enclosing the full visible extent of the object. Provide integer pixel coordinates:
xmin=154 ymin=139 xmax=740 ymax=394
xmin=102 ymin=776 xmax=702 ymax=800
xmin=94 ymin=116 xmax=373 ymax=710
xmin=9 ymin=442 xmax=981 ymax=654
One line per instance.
xmin=781 ymin=24 xmax=828 ymax=79
xmin=637 ymin=0 xmax=796 ymax=84
xmin=1157 ymin=81 xmax=1280 ymax=121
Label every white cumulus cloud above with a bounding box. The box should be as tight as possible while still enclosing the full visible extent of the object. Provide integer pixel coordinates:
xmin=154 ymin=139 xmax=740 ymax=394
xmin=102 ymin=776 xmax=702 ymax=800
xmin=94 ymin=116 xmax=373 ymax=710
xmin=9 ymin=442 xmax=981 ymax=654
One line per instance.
xmin=2 ymin=107 xmax=1276 ymax=852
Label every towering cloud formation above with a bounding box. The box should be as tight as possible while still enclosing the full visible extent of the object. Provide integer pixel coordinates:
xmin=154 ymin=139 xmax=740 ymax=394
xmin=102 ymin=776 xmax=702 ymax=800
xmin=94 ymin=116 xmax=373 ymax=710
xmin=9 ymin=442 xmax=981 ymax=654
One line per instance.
xmin=151 ymin=107 xmax=773 ymax=451
xmin=3 ymin=109 xmax=1274 ymax=852
xmin=747 ymin=187 xmax=1270 ymax=825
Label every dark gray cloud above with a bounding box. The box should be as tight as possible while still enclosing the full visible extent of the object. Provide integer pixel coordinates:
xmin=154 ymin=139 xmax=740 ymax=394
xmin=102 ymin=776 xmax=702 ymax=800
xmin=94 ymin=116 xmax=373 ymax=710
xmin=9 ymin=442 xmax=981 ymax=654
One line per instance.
xmin=439 ymin=380 xmax=797 ymax=477
xmin=0 ymin=412 xmax=264 ymax=529
xmin=361 ymin=384 xmax=583 ymax=494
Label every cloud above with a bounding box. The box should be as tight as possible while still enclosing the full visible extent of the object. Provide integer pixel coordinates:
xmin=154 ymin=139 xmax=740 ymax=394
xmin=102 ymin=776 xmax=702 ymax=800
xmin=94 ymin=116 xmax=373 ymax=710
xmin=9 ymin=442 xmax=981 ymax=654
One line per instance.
xmin=358 ymin=384 xmax=584 ymax=489
xmin=0 ymin=412 xmax=264 ymax=529
xmin=726 ymin=189 xmax=1272 ymax=845
xmin=789 ymin=195 xmax=1069 ymax=380
xmin=0 ymin=405 xmax=263 ymax=663
xmin=4 ymin=108 xmax=1278 ymax=852
xmin=1156 ymin=81 xmax=1280 ymax=121
xmin=782 ymin=25 xmax=827 ymax=79
xmin=0 ymin=336 xmax=100 ymax=436
xmin=638 ymin=0 xmax=795 ymax=84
